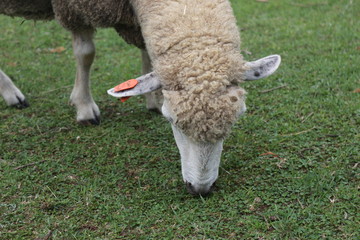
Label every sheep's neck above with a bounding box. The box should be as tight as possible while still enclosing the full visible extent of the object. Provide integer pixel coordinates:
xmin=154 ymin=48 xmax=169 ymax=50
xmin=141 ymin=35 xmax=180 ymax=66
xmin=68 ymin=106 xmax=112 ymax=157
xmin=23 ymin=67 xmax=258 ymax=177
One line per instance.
xmin=131 ymin=0 xmax=241 ymax=60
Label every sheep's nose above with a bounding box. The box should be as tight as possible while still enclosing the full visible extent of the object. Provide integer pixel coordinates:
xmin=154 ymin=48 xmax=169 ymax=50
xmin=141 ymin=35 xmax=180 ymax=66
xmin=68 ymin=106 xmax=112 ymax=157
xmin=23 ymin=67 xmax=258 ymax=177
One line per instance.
xmin=185 ymin=182 xmax=216 ymax=196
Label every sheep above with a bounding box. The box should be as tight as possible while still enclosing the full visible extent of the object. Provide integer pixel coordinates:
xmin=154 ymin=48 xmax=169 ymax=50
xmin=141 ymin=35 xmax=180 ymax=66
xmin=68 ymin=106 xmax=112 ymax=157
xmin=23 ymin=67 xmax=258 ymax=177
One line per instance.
xmin=109 ymin=0 xmax=281 ymax=195
xmin=1 ymin=0 xmax=281 ymax=196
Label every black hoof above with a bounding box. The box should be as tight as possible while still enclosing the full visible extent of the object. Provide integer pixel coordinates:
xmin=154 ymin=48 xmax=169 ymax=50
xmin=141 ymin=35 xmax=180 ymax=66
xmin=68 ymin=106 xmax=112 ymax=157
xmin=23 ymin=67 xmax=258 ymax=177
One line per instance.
xmin=13 ymin=97 xmax=29 ymax=109
xmin=89 ymin=117 xmax=101 ymax=125
xmin=79 ymin=114 xmax=100 ymax=126
xmin=92 ymin=111 xmax=101 ymax=125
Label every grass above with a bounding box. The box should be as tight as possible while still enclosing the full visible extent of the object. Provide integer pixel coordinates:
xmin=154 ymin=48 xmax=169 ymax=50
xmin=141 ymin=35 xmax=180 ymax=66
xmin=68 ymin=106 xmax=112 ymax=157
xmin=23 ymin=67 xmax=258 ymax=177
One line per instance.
xmin=0 ymin=0 xmax=359 ymax=239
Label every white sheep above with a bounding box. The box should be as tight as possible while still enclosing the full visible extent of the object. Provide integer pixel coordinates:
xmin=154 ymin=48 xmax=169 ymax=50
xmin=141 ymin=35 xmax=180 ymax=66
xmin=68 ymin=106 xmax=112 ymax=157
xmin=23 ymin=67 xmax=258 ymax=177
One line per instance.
xmin=1 ymin=0 xmax=281 ymax=196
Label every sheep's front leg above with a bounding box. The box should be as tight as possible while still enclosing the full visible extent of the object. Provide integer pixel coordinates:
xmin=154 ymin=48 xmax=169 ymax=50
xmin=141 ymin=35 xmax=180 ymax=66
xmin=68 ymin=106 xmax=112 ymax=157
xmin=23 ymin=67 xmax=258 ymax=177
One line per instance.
xmin=70 ymin=29 xmax=100 ymax=125
xmin=141 ymin=50 xmax=163 ymax=113
xmin=0 ymin=69 xmax=29 ymax=108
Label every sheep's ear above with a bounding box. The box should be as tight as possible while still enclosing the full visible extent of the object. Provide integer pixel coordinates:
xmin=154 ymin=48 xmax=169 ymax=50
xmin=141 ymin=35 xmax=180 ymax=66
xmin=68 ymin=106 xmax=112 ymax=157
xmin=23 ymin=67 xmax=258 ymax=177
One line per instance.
xmin=244 ymin=55 xmax=281 ymax=81
xmin=107 ymin=72 xmax=161 ymax=99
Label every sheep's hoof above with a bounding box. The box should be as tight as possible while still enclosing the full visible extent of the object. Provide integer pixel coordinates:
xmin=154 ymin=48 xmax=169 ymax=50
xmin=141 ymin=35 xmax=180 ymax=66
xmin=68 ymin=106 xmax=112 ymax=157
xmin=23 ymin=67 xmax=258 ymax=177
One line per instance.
xmin=78 ymin=111 xmax=101 ymax=126
xmin=12 ymin=97 xmax=30 ymax=109
xmin=78 ymin=116 xmax=101 ymax=126
xmin=78 ymin=119 xmax=100 ymax=126
xmin=73 ymin=102 xmax=101 ymax=126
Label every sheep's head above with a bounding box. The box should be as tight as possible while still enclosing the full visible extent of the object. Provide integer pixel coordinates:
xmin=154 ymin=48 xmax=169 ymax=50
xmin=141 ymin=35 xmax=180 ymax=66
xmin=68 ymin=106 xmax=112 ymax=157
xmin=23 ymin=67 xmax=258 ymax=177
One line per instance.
xmin=108 ymin=55 xmax=281 ymax=196
xmin=161 ymin=86 xmax=247 ymax=196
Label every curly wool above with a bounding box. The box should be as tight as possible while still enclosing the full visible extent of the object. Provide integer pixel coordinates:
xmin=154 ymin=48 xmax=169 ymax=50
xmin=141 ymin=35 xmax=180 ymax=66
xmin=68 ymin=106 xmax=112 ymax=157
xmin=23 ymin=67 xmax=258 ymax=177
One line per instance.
xmin=164 ymin=87 xmax=246 ymax=142
xmin=158 ymin=38 xmax=247 ymax=142
xmin=132 ymin=0 xmax=247 ymax=142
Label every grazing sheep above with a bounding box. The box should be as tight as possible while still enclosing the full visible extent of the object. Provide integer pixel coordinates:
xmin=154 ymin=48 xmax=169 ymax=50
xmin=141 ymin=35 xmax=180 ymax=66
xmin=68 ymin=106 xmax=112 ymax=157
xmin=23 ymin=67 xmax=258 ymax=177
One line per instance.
xmin=109 ymin=0 xmax=281 ymax=195
xmin=1 ymin=0 xmax=281 ymax=196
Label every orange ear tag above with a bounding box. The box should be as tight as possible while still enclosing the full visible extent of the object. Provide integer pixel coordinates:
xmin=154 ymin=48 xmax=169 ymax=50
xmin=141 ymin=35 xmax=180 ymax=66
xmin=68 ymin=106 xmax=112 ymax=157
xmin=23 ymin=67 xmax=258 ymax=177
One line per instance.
xmin=113 ymin=79 xmax=138 ymax=102
xmin=120 ymin=97 xmax=131 ymax=103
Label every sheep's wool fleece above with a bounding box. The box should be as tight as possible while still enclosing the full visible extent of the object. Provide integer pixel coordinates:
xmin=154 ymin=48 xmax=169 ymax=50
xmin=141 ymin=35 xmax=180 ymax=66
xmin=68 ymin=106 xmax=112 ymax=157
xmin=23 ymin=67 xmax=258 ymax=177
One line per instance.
xmin=132 ymin=0 xmax=247 ymax=142
xmin=1 ymin=0 xmax=144 ymax=48
xmin=52 ymin=0 xmax=144 ymax=47
xmin=0 ymin=0 xmax=54 ymax=20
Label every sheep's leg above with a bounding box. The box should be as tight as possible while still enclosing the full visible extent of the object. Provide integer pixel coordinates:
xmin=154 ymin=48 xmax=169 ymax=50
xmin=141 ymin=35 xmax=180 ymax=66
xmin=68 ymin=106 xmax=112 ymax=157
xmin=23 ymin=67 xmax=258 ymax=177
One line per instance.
xmin=0 ymin=69 xmax=29 ymax=108
xmin=70 ymin=29 xmax=100 ymax=125
xmin=141 ymin=50 xmax=163 ymax=113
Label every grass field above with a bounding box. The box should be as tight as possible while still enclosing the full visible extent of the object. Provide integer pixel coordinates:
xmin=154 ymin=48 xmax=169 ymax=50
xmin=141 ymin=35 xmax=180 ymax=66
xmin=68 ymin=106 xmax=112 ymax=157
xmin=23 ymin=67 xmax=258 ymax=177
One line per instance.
xmin=1 ymin=0 xmax=359 ymax=239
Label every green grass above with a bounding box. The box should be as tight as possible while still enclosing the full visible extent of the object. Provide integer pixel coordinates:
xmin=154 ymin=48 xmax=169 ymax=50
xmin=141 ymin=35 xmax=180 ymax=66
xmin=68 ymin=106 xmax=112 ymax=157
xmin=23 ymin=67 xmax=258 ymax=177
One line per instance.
xmin=1 ymin=0 xmax=359 ymax=239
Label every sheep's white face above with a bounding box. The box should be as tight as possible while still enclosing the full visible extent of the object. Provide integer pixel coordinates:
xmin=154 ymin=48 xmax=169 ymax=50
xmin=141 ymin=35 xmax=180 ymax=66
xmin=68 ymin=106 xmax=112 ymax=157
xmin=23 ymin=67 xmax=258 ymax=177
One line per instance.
xmin=171 ymin=125 xmax=223 ymax=195
xmin=162 ymin=98 xmax=247 ymax=195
